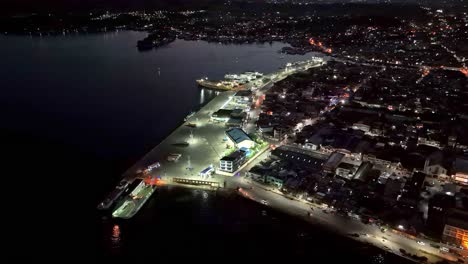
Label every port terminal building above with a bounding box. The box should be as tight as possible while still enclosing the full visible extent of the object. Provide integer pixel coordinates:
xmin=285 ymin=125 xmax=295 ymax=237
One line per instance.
xmin=225 ymin=128 xmax=255 ymax=149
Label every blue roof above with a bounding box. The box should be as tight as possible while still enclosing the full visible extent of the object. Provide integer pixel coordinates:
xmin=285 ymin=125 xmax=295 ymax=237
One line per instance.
xmin=240 ymin=147 xmax=250 ymax=152
xmin=200 ymin=166 xmax=214 ymax=174
xmin=226 ymin=128 xmax=252 ymax=144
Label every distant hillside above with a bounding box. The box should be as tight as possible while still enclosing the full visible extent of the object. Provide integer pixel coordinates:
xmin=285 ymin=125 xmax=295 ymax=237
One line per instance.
xmin=2 ymin=0 xmax=465 ymax=15
xmin=1 ymin=0 xmax=225 ymax=14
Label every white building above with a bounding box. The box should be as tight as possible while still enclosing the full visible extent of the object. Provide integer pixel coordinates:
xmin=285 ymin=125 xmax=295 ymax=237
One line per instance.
xmin=219 ymin=150 xmax=246 ymax=173
xmin=226 ymin=128 xmax=255 ymax=149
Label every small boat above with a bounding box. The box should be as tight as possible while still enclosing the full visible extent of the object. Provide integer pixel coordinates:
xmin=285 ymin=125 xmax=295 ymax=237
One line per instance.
xmin=184 ymin=111 xmax=195 ymax=121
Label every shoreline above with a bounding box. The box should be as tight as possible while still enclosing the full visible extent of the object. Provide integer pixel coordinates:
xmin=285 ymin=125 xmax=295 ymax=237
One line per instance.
xmin=139 ymin=182 xmax=417 ymax=263
xmin=0 ymin=30 xmax=325 ymax=57
xmin=104 ymin=58 xmax=325 ymax=219
xmin=121 ymin=88 xmax=220 ymax=179
xmin=226 ymin=181 xmax=420 ymax=263
xmin=121 ymin=89 xmax=237 ymax=180
xmin=226 ymin=175 xmax=458 ymax=264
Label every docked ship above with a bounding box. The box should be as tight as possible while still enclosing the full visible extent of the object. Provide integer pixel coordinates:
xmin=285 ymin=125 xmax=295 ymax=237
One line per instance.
xmin=97 ymin=179 xmax=131 ymax=210
xmin=196 ymin=78 xmax=245 ymax=91
xmin=224 ymin=71 xmax=263 ymax=82
xmin=112 ymin=179 xmax=157 ymax=219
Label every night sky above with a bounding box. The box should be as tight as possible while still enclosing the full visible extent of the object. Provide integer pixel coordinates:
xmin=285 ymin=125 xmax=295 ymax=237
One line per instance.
xmin=1 ymin=0 xmax=458 ymax=14
xmin=1 ymin=0 xmax=221 ymax=14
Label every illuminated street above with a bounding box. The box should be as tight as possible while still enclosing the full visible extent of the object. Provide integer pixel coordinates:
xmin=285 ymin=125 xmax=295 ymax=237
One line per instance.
xmin=226 ymin=175 xmax=465 ymax=263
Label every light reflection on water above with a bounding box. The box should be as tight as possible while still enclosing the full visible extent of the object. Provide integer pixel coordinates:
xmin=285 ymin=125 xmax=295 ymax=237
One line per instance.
xmin=99 ymin=186 xmax=412 ymax=263
xmin=111 ymin=224 xmax=121 ymax=249
xmin=200 ymin=88 xmax=218 ymax=106
xmin=0 ymin=33 xmax=320 ymax=161
xmin=200 ymin=89 xmax=205 ymax=105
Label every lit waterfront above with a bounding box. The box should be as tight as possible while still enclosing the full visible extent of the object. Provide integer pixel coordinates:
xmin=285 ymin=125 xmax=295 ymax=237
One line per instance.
xmin=98 ymin=185 xmax=412 ymax=263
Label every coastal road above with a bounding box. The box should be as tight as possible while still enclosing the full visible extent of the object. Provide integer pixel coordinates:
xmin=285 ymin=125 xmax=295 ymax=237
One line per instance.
xmin=221 ymin=58 xmax=467 ymax=263
xmin=225 ymin=176 xmax=464 ymax=263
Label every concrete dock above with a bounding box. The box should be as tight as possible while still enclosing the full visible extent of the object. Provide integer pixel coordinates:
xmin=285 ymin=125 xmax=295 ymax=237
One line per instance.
xmin=122 ymin=90 xmax=237 ymax=184
xmin=121 ymin=57 xmax=325 ymax=186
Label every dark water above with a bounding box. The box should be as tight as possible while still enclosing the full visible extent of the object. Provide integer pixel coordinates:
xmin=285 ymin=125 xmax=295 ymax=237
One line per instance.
xmin=98 ymin=186 xmax=410 ymax=263
xmin=1 ymin=31 xmax=407 ymax=262
xmin=0 ymin=31 xmax=312 ymax=205
xmin=0 ymin=31 xmax=309 ymax=159
xmin=0 ymin=31 xmax=310 ymax=185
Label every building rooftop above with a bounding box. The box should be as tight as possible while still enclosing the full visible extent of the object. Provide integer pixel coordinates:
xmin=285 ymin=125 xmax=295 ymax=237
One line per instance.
xmin=235 ymin=90 xmax=253 ymax=97
xmin=221 ymin=149 xmax=246 ymax=161
xmin=426 ymin=151 xmax=444 ymax=167
xmin=323 ymin=152 xmax=345 ymax=169
xmin=455 ymin=156 xmax=468 ymax=174
xmin=212 ymin=109 xmax=233 ymax=118
xmin=271 ymin=147 xmax=324 ymax=170
xmin=226 ymin=117 xmax=243 ymax=126
xmin=446 ymin=208 xmax=468 ymax=230
xmin=337 ymin=162 xmax=356 ymax=170
xmin=353 ymin=162 xmax=373 ymax=182
xmin=226 ymin=128 xmax=252 ymax=144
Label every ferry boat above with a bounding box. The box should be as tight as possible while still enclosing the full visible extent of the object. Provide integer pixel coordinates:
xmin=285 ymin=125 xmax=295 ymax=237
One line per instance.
xmin=97 ymin=179 xmax=131 ymax=210
xmin=196 ymin=79 xmax=244 ymax=91
xmin=224 ymin=72 xmax=263 ymax=82
xmin=112 ymin=181 xmax=156 ymax=219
